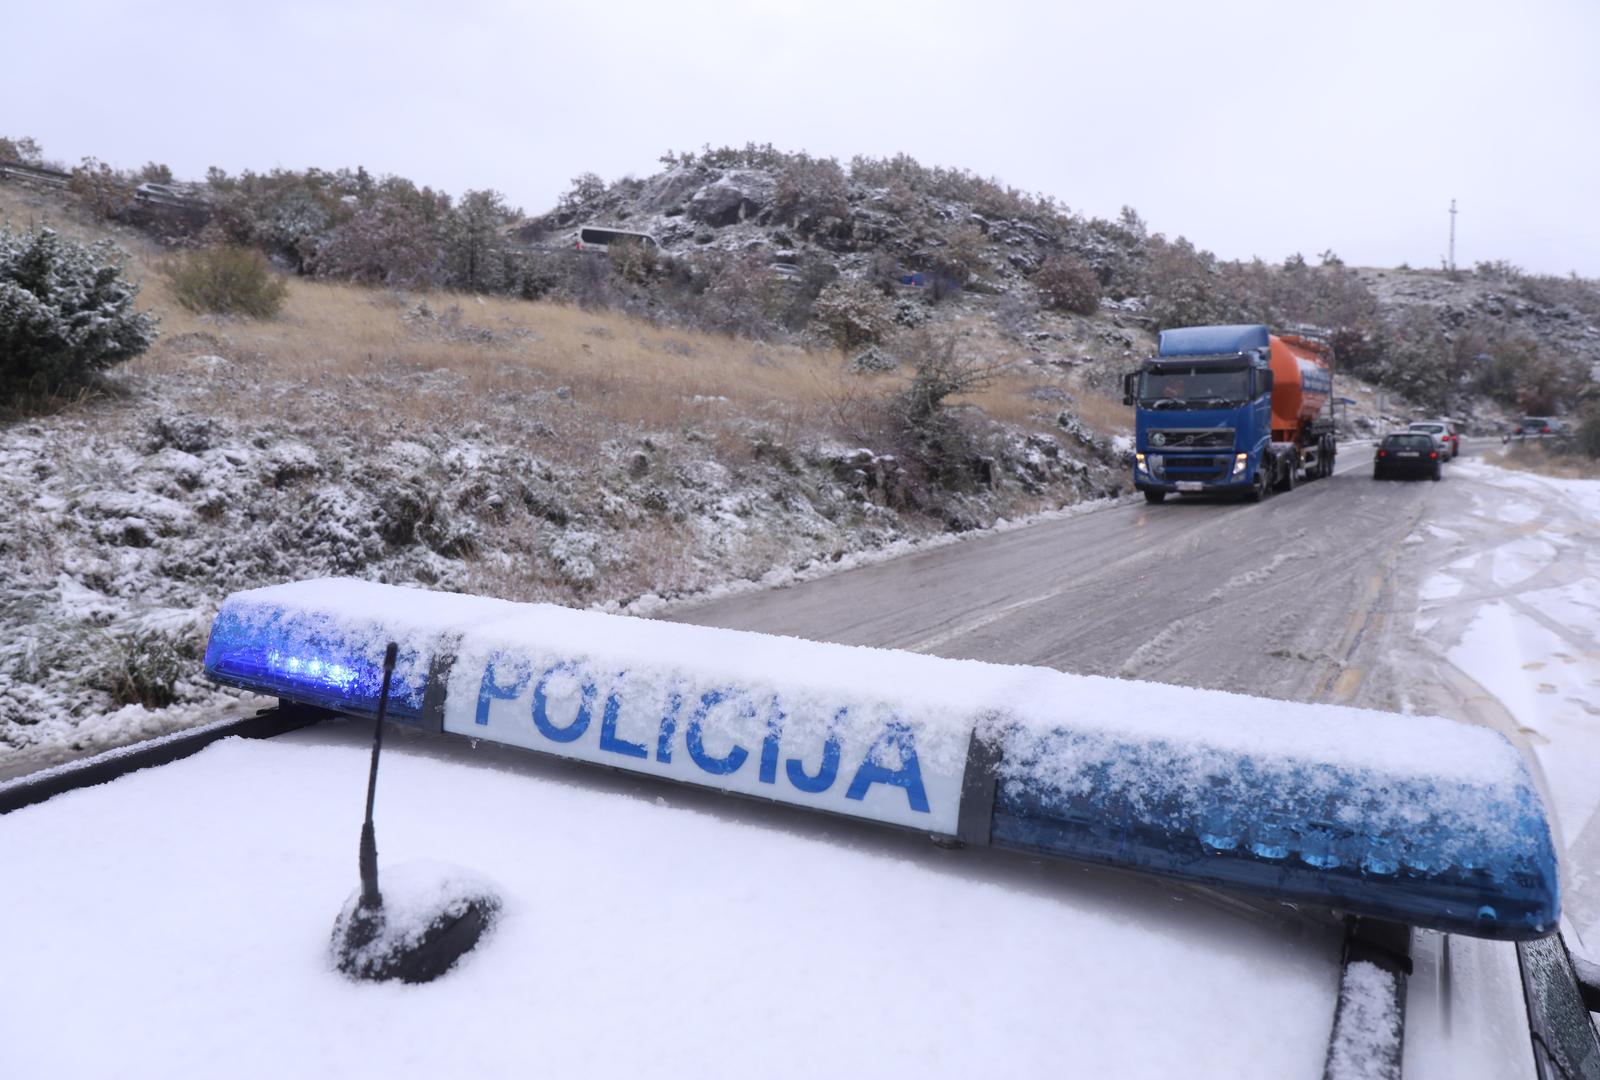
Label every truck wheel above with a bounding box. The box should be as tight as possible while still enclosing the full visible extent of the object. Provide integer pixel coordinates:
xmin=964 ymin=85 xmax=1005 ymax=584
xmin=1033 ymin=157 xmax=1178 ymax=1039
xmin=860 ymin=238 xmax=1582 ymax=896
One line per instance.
xmin=1143 ymin=490 xmax=1166 ymax=505
xmin=1275 ymin=460 xmax=1296 ymax=493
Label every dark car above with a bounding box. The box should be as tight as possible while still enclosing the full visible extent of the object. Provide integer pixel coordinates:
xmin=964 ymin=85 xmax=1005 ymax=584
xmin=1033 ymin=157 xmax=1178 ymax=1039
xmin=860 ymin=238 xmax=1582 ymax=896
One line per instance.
xmin=1511 ymin=416 xmax=1565 ymax=439
xmin=1374 ymin=433 xmax=1442 ymax=480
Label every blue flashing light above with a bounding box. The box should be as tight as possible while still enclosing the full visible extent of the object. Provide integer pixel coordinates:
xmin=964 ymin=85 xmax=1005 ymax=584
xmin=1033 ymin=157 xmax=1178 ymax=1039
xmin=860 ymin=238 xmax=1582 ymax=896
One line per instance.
xmin=986 ymin=729 xmax=1559 ymax=941
xmin=202 ymin=606 xmax=433 ymax=721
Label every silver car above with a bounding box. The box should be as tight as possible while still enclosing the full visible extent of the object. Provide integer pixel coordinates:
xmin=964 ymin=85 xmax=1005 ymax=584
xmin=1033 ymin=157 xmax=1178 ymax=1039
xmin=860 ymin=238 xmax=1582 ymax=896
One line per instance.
xmin=1407 ymin=421 xmax=1455 ymax=460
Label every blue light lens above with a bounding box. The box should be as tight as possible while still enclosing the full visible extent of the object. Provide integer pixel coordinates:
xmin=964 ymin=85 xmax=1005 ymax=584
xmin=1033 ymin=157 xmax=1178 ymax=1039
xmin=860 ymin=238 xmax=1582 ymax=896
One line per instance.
xmin=202 ymin=606 xmax=432 ymax=721
xmin=987 ymin=729 xmax=1559 ymax=941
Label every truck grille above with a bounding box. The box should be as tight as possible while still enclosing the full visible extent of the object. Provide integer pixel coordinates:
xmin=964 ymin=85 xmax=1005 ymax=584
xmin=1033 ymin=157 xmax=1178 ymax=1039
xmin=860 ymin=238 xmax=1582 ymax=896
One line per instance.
xmin=1159 ymin=454 xmax=1232 ymax=481
xmin=1149 ymin=428 xmax=1235 ymax=449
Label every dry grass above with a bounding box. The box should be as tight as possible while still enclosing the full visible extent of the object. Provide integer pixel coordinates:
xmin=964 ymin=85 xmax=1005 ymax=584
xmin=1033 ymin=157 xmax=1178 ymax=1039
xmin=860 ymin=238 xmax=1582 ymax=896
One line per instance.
xmin=132 ymin=273 xmax=857 ymax=434
xmin=1489 ymin=441 xmax=1600 ymax=480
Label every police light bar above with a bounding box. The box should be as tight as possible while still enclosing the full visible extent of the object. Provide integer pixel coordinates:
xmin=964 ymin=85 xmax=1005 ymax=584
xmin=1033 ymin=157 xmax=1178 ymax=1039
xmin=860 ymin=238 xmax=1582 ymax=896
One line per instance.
xmin=203 ymin=579 xmax=1560 ymax=941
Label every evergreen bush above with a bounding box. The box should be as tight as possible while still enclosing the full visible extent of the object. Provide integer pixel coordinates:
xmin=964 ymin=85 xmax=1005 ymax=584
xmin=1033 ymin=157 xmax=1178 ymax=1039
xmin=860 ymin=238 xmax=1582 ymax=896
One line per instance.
xmin=0 ymin=226 xmax=157 ymax=399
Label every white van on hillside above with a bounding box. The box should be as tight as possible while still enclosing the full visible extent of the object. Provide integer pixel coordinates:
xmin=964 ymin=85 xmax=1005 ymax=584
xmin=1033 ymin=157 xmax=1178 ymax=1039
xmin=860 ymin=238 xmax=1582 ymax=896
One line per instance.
xmin=573 ymin=225 xmax=659 ymax=251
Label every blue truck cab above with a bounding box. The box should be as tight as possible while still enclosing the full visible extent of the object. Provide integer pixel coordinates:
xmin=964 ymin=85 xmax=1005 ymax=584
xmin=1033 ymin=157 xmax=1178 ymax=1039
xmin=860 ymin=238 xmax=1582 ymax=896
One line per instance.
xmin=1123 ymin=324 xmax=1334 ymax=504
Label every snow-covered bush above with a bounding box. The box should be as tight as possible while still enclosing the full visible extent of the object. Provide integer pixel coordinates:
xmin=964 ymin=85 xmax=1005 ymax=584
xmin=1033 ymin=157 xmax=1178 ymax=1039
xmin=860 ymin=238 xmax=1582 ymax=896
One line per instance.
xmin=811 ymin=278 xmax=892 ymax=348
xmin=91 ymin=627 xmax=197 ymax=709
xmin=0 ymin=227 xmax=158 ymax=400
xmin=161 ymin=246 xmax=289 ymax=318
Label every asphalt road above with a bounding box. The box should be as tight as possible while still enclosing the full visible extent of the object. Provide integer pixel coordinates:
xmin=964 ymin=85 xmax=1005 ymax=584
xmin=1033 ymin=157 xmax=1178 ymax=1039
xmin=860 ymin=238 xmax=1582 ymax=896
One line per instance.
xmin=674 ymin=442 xmax=1427 ymax=714
xmin=675 ymin=439 xmax=1600 ymax=938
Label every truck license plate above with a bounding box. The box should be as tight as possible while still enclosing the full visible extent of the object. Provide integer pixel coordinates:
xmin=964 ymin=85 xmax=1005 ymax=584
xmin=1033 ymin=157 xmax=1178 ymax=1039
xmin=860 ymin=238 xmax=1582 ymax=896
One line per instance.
xmin=1176 ymin=482 xmax=1203 ymax=492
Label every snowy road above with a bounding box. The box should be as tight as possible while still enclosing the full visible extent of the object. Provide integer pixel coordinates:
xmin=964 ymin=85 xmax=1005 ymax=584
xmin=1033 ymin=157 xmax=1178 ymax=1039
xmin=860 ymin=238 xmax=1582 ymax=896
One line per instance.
xmin=676 ymin=444 xmax=1600 ymax=946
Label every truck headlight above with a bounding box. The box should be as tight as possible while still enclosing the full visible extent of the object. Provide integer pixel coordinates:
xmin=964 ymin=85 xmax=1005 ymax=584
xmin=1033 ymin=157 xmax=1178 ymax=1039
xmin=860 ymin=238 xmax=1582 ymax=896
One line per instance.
xmin=1231 ymin=453 xmax=1248 ymax=477
xmin=1135 ymin=452 xmax=1147 ymax=473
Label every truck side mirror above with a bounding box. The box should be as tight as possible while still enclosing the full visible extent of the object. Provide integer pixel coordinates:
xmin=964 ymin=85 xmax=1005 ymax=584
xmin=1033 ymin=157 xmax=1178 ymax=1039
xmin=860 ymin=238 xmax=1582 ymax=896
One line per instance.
xmin=1122 ymin=372 xmax=1137 ymax=406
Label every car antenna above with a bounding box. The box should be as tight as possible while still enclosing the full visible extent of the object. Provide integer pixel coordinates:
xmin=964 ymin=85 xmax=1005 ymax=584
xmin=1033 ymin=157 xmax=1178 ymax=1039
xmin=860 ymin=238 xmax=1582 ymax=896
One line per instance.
xmin=331 ymin=641 xmax=499 ymax=983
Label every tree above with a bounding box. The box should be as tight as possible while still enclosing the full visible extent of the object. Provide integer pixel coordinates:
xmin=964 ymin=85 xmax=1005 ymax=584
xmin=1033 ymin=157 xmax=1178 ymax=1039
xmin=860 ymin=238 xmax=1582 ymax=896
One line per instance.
xmin=69 ymin=157 xmax=134 ymax=219
xmin=0 ymin=227 xmax=158 ymax=398
xmin=444 ymin=189 xmax=515 ymax=292
xmin=0 ymin=135 xmax=43 ymax=164
xmin=317 ymin=178 xmax=449 ymax=287
xmin=1140 ymin=235 xmax=1239 ymax=329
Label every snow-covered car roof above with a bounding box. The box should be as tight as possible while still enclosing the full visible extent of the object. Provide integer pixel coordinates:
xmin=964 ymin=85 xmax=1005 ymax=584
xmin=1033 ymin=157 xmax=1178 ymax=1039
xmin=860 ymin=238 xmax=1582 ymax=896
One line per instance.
xmin=1 ymin=724 xmax=1344 ymax=1078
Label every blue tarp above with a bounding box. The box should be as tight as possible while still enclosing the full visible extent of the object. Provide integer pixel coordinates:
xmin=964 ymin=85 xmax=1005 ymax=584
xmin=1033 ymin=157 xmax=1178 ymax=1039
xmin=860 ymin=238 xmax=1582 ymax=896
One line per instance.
xmin=1158 ymin=324 xmax=1270 ymax=357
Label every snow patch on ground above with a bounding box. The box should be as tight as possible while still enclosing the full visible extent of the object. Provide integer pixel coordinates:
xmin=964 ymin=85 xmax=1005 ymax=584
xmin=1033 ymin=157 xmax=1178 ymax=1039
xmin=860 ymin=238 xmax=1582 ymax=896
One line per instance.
xmin=1494 ymin=501 xmax=1541 ymax=526
xmin=1449 ymin=602 xmax=1600 ymax=857
xmin=1489 ymin=537 xmax=1558 ymax=589
xmin=1418 ymin=573 xmax=1463 ymax=603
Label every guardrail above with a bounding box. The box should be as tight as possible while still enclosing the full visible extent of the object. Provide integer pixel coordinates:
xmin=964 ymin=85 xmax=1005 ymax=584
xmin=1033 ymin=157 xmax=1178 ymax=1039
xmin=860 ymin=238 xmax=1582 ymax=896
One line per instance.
xmin=0 ymin=160 xmax=72 ymax=188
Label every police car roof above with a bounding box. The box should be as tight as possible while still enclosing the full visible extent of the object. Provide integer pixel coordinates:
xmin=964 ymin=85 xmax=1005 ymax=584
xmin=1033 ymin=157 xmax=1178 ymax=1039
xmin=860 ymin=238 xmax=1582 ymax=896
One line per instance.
xmin=0 ymin=723 xmax=1344 ymax=1078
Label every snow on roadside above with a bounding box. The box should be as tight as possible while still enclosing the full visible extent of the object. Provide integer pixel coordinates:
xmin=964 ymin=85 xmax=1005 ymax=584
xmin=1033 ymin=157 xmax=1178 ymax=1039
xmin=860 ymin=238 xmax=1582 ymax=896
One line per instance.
xmin=618 ymin=492 xmax=1134 ymax=618
xmin=1448 ymin=603 xmax=1600 ymax=846
xmin=1419 ymin=455 xmax=1600 ymax=944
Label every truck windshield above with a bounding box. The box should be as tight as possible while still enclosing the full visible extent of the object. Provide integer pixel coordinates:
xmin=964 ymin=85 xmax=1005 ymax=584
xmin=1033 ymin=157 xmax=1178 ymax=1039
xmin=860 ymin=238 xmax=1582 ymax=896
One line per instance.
xmin=1139 ymin=367 xmax=1251 ymax=408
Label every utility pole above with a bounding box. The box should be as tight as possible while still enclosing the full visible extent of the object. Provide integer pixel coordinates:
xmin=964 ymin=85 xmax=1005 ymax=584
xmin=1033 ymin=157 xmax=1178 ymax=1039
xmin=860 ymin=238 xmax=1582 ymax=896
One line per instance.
xmin=1448 ymin=198 xmax=1457 ymax=273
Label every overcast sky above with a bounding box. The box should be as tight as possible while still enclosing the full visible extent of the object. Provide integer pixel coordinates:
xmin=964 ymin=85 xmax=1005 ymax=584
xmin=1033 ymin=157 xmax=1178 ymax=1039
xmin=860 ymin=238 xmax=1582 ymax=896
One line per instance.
xmin=7 ymin=0 xmax=1597 ymax=275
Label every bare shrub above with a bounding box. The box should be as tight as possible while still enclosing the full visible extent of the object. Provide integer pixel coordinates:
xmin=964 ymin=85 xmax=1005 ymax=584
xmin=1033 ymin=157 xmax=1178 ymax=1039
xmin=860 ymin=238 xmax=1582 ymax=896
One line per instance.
xmin=608 ymin=236 xmax=660 ymax=284
xmin=1035 ymin=253 xmax=1101 ymax=315
xmin=161 ymin=246 xmax=290 ymax=318
xmin=0 ymin=135 xmax=43 ymax=164
xmin=895 ymin=329 xmax=1009 ymax=432
xmin=69 ymin=158 xmax=134 ymax=219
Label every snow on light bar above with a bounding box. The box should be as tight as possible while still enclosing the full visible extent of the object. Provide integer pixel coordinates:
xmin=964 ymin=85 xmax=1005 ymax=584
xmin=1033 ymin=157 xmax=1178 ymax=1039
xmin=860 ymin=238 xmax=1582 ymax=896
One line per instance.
xmin=203 ymin=579 xmax=1560 ymax=940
